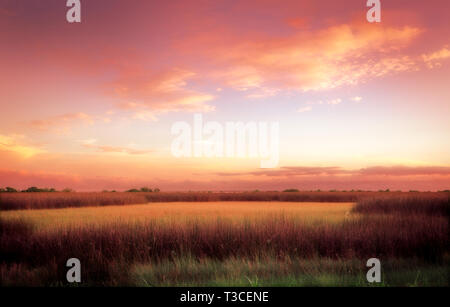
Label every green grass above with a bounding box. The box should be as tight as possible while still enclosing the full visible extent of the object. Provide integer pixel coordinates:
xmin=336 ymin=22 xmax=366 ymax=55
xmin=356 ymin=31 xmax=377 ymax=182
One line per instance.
xmin=131 ymin=256 xmax=449 ymax=287
xmin=2 ymin=256 xmax=446 ymax=287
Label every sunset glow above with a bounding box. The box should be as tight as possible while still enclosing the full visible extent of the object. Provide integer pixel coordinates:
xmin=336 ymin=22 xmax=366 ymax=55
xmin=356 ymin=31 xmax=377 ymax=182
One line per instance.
xmin=1 ymin=0 xmax=449 ymax=191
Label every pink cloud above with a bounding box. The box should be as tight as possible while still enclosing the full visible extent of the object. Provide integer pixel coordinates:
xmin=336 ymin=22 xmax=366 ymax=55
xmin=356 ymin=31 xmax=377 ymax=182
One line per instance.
xmin=82 ymin=143 xmax=153 ymax=155
xmin=422 ymin=46 xmax=450 ymax=68
xmin=215 ymin=165 xmax=450 ymax=177
xmin=297 ymin=106 xmax=312 ymax=113
xmin=112 ymin=68 xmax=215 ymax=116
xmin=193 ymin=21 xmax=423 ymax=96
xmin=30 ymin=113 xmax=94 ymax=131
xmin=358 ymin=166 xmax=450 ymax=176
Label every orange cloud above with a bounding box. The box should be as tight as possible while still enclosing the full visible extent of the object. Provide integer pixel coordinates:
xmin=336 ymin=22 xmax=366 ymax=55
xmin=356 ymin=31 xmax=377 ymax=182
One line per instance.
xmin=204 ymin=22 xmax=422 ymax=95
xmin=422 ymin=46 xmax=450 ymax=68
xmin=82 ymin=143 xmax=153 ymax=155
xmin=30 ymin=112 xmax=94 ymax=131
xmin=0 ymin=134 xmax=44 ymax=158
xmin=351 ymin=96 xmax=363 ymax=102
xmin=113 ymin=68 xmax=215 ymax=117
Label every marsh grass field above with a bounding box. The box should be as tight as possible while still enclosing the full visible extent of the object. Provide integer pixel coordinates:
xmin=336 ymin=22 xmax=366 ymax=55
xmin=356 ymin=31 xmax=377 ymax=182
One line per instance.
xmin=0 ymin=192 xmax=449 ymax=286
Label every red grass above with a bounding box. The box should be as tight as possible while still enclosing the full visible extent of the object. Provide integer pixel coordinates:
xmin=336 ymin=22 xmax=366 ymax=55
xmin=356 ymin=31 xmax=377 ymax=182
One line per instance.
xmin=1 ymin=214 xmax=448 ymax=284
xmin=352 ymin=194 xmax=449 ymax=216
xmin=0 ymin=192 xmax=148 ymax=210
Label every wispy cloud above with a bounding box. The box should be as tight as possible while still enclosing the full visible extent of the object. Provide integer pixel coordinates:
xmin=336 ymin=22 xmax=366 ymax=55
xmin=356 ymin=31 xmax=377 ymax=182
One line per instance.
xmin=0 ymin=134 xmax=44 ymax=158
xmin=327 ymin=98 xmax=342 ymax=105
xmin=215 ymin=165 xmax=450 ymax=177
xmin=351 ymin=96 xmax=363 ymax=102
xmin=204 ymin=22 xmax=422 ymax=96
xmin=358 ymin=165 xmax=450 ymax=176
xmin=300 ymin=97 xmax=342 ymax=112
xmin=297 ymin=106 xmax=312 ymax=113
xmin=30 ymin=113 xmax=94 ymax=132
xmin=81 ymin=140 xmax=153 ymax=155
xmin=422 ymin=46 xmax=450 ymax=68
xmin=113 ymin=68 xmax=215 ymax=118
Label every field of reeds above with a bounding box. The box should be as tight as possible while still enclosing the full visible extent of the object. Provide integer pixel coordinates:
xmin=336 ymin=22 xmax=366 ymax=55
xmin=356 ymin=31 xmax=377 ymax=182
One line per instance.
xmin=0 ymin=190 xmax=443 ymax=210
xmin=0 ymin=192 xmax=448 ymax=286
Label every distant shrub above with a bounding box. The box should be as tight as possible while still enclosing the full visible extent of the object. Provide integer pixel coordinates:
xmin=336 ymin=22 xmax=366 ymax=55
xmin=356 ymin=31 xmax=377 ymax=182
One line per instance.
xmin=22 ymin=187 xmax=56 ymax=193
xmin=126 ymin=189 xmax=140 ymax=193
xmin=283 ymin=189 xmax=299 ymax=192
xmin=154 ymin=188 xmax=160 ymax=192
xmin=62 ymin=188 xmax=74 ymax=193
xmin=5 ymin=187 xmax=18 ymax=193
xmin=140 ymin=187 xmax=152 ymax=192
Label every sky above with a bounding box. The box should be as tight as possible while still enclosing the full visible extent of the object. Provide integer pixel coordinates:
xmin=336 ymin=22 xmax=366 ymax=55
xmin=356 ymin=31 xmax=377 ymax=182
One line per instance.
xmin=0 ymin=0 xmax=449 ymax=191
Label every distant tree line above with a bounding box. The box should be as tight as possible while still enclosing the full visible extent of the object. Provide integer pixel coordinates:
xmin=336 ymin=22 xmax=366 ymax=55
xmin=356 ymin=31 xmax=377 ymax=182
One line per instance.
xmin=0 ymin=186 xmax=447 ymax=193
xmin=126 ymin=187 xmax=160 ymax=193
xmin=0 ymin=187 xmax=74 ymax=193
xmin=0 ymin=186 xmax=162 ymax=193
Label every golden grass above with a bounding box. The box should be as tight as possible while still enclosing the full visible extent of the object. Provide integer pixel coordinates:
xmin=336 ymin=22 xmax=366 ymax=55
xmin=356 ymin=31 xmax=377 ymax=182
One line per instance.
xmin=1 ymin=202 xmax=355 ymax=232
